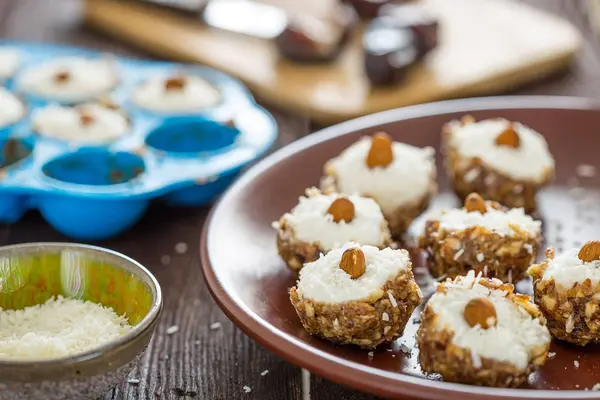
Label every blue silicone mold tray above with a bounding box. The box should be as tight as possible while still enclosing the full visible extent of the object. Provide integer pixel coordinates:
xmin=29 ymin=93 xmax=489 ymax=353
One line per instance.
xmin=0 ymin=41 xmax=278 ymax=240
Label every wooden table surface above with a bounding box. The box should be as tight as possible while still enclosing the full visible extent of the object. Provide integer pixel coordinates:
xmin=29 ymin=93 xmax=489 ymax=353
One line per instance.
xmin=0 ymin=1 xmax=599 ymax=399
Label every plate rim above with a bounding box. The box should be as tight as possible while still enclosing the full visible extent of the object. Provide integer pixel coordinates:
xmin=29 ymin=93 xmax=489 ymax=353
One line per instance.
xmin=200 ymin=96 xmax=600 ymax=400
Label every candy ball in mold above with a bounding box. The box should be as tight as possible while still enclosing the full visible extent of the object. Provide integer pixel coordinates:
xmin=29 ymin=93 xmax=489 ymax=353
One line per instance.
xmin=16 ymin=56 xmax=118 ymax=104
xmin=32 ymin=102 xmax=130 ymax=144
xmin=130 ymin=74 xmax=221 ymax=114
xmin=0 ymin=47 xmax=20 ymax=80
xmin=0 ymin=88 xmax=26 ymax=130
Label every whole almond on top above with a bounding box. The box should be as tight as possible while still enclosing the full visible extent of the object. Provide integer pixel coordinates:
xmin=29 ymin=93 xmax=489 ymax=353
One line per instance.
xmin=339 ymin=247 xmax=366 ymax=279
xmin=54 ymin=70 xmax=71 ymax=84
xmin=495 ymin=124 xmax=520 ymax=148
xmin=164 ymin=76 xmax=187 ymax=91
xmin=464 ymin=297 xmax=497 ymax=329
xmin=366 ymin=132 xmax=394 ymax=169
xmin=79 ymin=111 xmax=95 ymax=127
xmin=460 ymin=114 xmax=476 ymax=125
xmin=578 ymin=240 xmax=600 ymax=262
xmin=464 ymin=192 xmax=487 ymax=214
xmin=327 ymin=197 xmax=355 ymax=223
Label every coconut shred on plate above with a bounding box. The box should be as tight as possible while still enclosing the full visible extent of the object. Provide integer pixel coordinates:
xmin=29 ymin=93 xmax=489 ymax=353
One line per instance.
xmin=0 ymin=296 xmax=132 ymax=360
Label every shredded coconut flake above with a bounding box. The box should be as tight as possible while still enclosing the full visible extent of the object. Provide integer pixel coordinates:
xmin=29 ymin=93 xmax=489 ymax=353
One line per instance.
xmin=577 ymin=164 xmax=596 ymax=178
xmin=243 ymin=385 xmax=252 ymax=393
xmin=166 ymin=325 xmax=179 ymax=335
xmin=471 ymin=351 xmax=482 ymax=369
xmin=548 ymin=352 xmax=556 ymax=359
xmin=388 ymin=291 xmax=398 ymax=307
xmin=592 ymin=383 xmax=600 ymax=391
xmin=453 ymin=248 xmax=464 ymax=261
xmin=574 ymin=360 xmax=580 ymax=368
xmin=0 ymin=296 xmax=131 ymax=360
xmin=463 ymin=168 xmax=480 ymax=183
xmin=210 ymin=322 xmax=222 ymax=330
xmin=382 ymin=312 xmax=389 ymax=321
xmin=368 ymin=351 xmax=374 ymax=359
xmin=175 ymin=242 xmax=188 ymax=254
xmin=476 ymin=253 xmax=484 ymax=262
xmin=261 ymin=370 xmax=269 ymax=376
xmin=128 ymin=378 xmax=140 ymax=385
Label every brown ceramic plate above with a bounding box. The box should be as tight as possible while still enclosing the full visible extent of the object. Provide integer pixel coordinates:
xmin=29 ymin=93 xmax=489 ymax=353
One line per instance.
xmin=201 ymin=96 xmax=600 ymax=399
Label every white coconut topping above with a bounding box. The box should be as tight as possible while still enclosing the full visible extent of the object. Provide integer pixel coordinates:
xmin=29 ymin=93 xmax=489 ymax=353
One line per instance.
xmin=0 ymin=48 xmax=20 ymax=79
xmin=17 ymin=57 xmax=117 ymax=103
xmin=427 ymin=271 xmax=550 ymax=370
xmin=296 ymin=243 xmax=413 ymax=303
xmin=447 ymin=118 xmax=554 ymax=182
xmin=0 ymin=88 xmax=25 ymax=128
xmin=325 ymin=137 xmax=436 ymax=215
xmin=131 ymin=75 xmax=220 ymax=113
xmin=277 ymin=190 xmax=388 ymax=251
xmin=33 ymin=103 xmax=129 ymax=143
xmin=435 ymin=203 xmax=541 ymax=237
xmin=542 ymin=248 xmax=600 ymax=289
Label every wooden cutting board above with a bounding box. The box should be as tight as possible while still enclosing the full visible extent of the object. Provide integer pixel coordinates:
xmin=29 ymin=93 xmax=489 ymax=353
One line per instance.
xmin=83 ymin=0 xmax=582 ymax=124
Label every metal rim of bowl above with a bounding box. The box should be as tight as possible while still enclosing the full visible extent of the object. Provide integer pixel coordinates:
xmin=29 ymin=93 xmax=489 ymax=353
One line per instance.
xmin=0 ymin=242 xmax=162 ymax=367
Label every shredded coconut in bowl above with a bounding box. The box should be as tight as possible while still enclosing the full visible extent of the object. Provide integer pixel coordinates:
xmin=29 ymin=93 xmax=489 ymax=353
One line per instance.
xmin=0 ymin=296 xmax=132 ymax=360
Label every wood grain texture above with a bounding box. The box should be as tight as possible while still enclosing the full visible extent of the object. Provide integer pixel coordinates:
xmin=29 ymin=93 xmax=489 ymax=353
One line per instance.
xmin=0 ymin=0 xmax=599 ymax=399
xmin=82 ymin=0 xmax=582 ymax=124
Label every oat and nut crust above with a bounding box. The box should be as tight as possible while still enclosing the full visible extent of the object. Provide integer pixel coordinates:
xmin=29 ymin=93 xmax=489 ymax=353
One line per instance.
xmin=417 ymin=277 xmax=549 ymax=387
xmin=441 ymin=118 xmax=553 ymax=213
xmin=290 ymin=269 xmax=421 ymax=349
xmin=418 ymin=218 xmax=539 ymax=283
xmin=528 ymin=248 xmax=600 ymax=346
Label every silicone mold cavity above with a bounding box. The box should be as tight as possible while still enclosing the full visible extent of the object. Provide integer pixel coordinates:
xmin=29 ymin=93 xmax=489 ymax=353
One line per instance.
xmin=42 ymin=149 xmax=145 ymax=187
xmin=145 ymin=117 xmax=239 ymax=155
